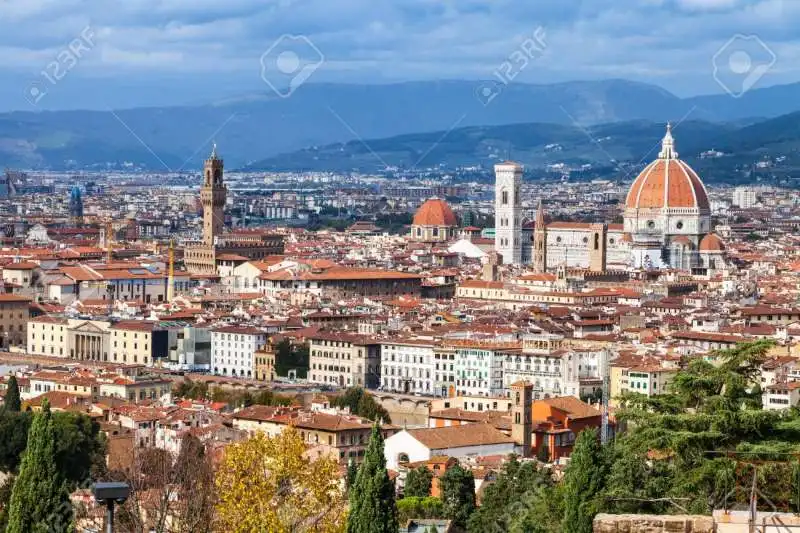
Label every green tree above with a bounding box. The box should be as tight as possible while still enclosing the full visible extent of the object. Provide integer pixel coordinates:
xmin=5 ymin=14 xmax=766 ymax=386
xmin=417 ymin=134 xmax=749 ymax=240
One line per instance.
xmin=0 ymin=410 xmax=105 ymax=482
xmin=52 ymin=411 xmax=107 ymax=483
xmin=404 ymin=466 xmax=433 ymax=498
xmin=4 ymin=376 xmax=21 ymax=412
xmin=468 ymin=455 xmax=555 ymax=533
xmin=509 ymin=483 xmax=565 ymax=533
xmin=396 ymin=496 xmax=444 ymax=524
xmin=6 ymin=400 xmax=73 ymax=533
xmin=347 ymin=424 xmax=398 ymax=533
xmin=274 ymin=339 xmax=309 ymax=378
xmin=440 ymin=463 xmax=475 ymax=530
xmin=562 ymin=429 xmax=607 ymax=533
xmin=174 ymin=378 xmax=209 ymax=400
xmin=333 ymin=387 xmax=392 ymax=424
xmin=0 ymin=475 xmax=14 ymax=533
xmin=252 ymin=389 xmax=293 ymax=407
xmin=0 ymin=410 xmax=31 ymax=472
xmin=609 ymin=340 xmax=800 ymax=513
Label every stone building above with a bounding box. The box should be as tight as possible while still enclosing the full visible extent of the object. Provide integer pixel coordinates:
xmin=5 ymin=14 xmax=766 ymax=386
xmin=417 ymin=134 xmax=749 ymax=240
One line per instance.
xmin=184 ymin=145 xmax=284 ymax=275
xmin=308 ymin=332 xmax=381 ymax=389
xmin=0 ymin=294 xmax=30 ymax=350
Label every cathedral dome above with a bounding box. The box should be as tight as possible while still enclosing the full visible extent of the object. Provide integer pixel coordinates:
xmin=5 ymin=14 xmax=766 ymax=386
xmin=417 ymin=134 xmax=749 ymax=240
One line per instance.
xmin=413 ymin=198 xmax=457 ymax=227
xmin=625 ymin=124 xmax=709 ymax=211
xmin=699 ymin=233 xmax=725 ymax=252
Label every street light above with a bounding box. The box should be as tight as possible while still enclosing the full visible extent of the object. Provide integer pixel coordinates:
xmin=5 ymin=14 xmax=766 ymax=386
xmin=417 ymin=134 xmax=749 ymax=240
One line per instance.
xmin=92 ymin=482 xmax=130 ymax=533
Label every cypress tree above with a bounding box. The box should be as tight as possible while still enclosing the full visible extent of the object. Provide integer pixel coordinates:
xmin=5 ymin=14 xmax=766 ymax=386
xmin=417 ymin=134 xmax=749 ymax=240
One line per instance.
xmin=4 ymin=375 xmax=20 ymax=412
xmin=439 ymin=463 xmax=475 ymax=529
xmin=347 ymin=423 xmax=398 ymax=533
xmin=562 ymin=428 xmax=607 ymax=533
xmin=6 ymin=399 xmax=73 ymax=533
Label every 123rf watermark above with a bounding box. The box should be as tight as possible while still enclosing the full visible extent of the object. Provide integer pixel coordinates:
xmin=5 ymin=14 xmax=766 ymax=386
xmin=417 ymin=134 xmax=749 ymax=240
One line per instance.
xmin=476 ymin=27 xmax=547 ymax=106
xmin=260 ymin=34 xmax=324 ymax=98
xmin=25 ymin=26 xmax=96 ymax=106
xmin=712 ymin=34 xmax=775 ymax=98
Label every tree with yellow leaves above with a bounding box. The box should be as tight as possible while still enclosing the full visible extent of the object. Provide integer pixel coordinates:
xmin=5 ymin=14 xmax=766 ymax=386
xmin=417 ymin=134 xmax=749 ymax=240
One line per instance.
xmin=215 ymin=426 xmax=347 ymax=533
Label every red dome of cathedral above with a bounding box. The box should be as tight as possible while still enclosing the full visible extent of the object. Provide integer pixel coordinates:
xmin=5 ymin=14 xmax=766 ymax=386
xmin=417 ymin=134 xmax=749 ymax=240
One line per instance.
xmin=699 ymin=233 xmax=725 ymax=252
xmin=625 ymin=124 xmax=710 ymax=211
xmin=412 ymin=198 xmax=458 ymax=227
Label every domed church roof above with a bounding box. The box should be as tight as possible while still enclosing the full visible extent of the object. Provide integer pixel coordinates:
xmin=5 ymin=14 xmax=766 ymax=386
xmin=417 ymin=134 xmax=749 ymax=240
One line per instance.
xmin=625 ymin=124 xmax=710 ymax=211
xmin=413 ymin=198 xmax=458 ymax=227
xmin=699 ymin=233 xmax=725 ymax=252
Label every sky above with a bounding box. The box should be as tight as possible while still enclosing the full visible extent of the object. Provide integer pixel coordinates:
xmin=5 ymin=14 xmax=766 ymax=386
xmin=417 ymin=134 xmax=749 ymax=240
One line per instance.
xmin=0 ymin=0 xmax=798 ymax=111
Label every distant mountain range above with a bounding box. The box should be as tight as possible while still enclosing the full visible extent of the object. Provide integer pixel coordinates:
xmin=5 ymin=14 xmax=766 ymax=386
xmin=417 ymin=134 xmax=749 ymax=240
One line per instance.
xmin=4 ymin=78 xmax=800 ymax=171
xmin=247 ymin=111 xmax=800 ymax=181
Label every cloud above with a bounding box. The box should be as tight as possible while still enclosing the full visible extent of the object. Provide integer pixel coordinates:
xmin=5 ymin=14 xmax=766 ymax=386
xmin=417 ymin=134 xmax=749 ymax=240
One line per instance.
xmin=0 ymin=0 xmax=798 ymax=109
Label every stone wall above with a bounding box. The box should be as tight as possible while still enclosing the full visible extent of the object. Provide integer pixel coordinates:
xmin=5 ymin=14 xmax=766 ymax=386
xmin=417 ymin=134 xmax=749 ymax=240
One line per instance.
xmin=594 ymin=513 xmax=715 ymax=533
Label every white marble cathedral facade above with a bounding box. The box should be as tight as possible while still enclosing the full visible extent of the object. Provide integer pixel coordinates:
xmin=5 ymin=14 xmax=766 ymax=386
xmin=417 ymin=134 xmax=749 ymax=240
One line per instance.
xmin=494 ymin=125 xmax=726 ymax=272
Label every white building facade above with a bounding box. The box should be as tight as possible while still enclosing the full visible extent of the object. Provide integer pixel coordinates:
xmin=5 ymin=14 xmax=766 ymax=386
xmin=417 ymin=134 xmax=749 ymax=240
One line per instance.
xmin=494 ymin=125 xmax=725 ymax=271
xmin=732 ymin=187 xmax=758 ymax=209
xmin=210 ymin=326 xmax=267 ymax=378
xmin=380 ymin=339 xmax=436 ymax=395
xmin=453 ymin=344 xmax=509 ymax=397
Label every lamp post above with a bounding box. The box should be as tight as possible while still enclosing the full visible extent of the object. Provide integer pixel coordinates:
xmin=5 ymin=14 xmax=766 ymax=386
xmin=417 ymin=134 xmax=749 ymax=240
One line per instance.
xmin=92 ymin=482 xmax=130 ymax=533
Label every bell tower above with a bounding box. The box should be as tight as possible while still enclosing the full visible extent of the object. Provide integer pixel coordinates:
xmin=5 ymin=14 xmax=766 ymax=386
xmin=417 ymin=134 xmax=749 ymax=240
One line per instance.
xmin=589 ymin=223 xmax=607 ymax=272
xmin=201 ymin=143 xmax=226 ymax=246
xmin=510 ymin=381 xmax=533 ymax=457
xmin=494 ymin=161 xmax=523 ymax=265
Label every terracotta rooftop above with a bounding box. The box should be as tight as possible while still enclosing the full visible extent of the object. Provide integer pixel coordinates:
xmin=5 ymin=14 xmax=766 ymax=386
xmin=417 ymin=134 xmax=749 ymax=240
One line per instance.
xmin=625 ymin=158 xmax=709 ymax=210
xmin=412 ymin=198 xmax=457 ymax=227
xmin=538 ymin=396 xmax=602 ymax=420
xmin=405 ymin=423 xmax=515 ymax=449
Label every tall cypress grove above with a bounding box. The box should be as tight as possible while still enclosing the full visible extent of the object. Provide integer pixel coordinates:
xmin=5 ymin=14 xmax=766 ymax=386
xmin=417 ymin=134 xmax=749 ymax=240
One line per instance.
xmin=6 ymin=399 xmax=73 ymax=533
xmin=347 ymin=423 xmax=398 ymax=533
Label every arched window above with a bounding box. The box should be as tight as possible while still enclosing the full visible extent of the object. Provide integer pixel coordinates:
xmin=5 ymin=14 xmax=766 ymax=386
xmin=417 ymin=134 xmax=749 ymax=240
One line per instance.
xmin=594 ymin=233 xmax=600 ymax=250
xmin=501 ymin=190 xmax=509 ymax=204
